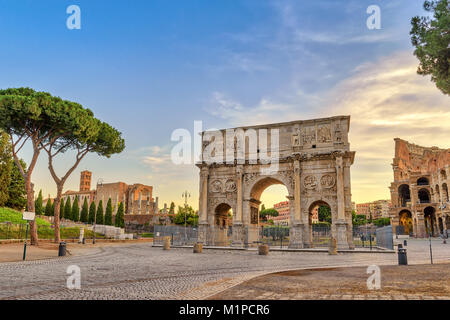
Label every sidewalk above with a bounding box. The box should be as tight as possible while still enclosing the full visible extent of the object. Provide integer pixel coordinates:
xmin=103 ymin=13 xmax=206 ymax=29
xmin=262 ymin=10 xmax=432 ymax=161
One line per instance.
xmin=0 ymin=239 xmax=152 ymax=263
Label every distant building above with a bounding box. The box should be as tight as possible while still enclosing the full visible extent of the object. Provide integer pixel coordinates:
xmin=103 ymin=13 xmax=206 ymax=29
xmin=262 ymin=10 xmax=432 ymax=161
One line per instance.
xmin=356 ymin=203 xmax=370 ymax=219
xmin=79 ymin=170 xmax=92 ymax=192
xmin=311 ymin=205 xmax=319 ymax=224
xmin=272 ymin=201 xmax=290 ymax=226
xmin=271 ymin=200 xmax=320 ymax=225
xmin=356 ymin=200 xmax=391 ymax=220
xmin=61 ymin=171 xmax=157 ymax=216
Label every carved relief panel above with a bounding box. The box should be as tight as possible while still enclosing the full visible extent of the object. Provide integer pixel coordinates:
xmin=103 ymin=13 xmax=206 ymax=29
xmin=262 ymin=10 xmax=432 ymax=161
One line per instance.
xmin=250 ymin=207 xmax=258 ymax=224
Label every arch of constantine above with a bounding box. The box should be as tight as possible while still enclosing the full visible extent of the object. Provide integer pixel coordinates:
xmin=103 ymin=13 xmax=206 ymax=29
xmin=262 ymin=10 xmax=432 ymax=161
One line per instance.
xmin=196 ymin=116 xmax=355 ymax=249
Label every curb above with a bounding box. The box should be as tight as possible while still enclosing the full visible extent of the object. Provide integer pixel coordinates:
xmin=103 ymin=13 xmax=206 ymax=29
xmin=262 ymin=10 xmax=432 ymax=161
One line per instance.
xmin=151 ymin=244 xmax=395 ymax=254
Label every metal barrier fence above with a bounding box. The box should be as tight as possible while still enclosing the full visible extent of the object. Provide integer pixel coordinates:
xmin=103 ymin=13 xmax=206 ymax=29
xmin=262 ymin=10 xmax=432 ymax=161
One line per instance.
xmin=375 ymin=225 xmax=394 ymax=250
xmin=153 ymin=225 xmax=198 ymax=246
xmin=312 ymin=225 xmax=331 ymax=248
xmin=151 ymin=224 xmax=393 ymax=249
xmin=353 ymin=226 xmax=377 ymax=248
xmin=260 ymin=226 xmax=289 ymax=248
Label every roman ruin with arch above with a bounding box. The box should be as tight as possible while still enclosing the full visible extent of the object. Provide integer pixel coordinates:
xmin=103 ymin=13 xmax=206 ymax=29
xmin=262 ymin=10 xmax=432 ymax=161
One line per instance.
xmin=389 ymin=138 xmax=450 ymax=237
xmin=196 ymin=116 xmax=356 ymax=249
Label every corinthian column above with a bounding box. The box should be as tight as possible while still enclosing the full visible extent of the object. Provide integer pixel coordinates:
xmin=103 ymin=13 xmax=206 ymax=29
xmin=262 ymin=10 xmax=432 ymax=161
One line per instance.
xmin=232 ymin=165 xmax=244 ymax=247
xmin=198 ymin=166 xmax=210 ymax=245
xmin=294 ymin=159 xmax=301 ymax=222
xmin=289 ymin=158 xmax=305 ymax=249
xmin=335 ymin=156 xmax=345 ymax=221
xmin=235 ymin=165 xmax=243 ymax=223
xmin=335 ymin=154 xmax=349 ymax=250
xmin=199 ymin=167 xmax=209 ymax=223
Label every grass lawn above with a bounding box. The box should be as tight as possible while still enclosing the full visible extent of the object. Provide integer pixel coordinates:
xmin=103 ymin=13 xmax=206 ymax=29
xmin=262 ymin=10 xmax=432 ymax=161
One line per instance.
xmin=0 ymin=207 xmax=50 ymax=226
xmin=140 ymin=233 xmax=154 ymax=238
xmin=0 ymin=207 xmax=104 ymax=239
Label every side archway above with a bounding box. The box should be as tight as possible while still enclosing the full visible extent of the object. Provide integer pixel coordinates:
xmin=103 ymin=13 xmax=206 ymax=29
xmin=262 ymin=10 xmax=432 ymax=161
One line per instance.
xmin=213 ymin=203 xmax=233 ymax=246
xmin=308 ymin=200 xmax=332 ymax=247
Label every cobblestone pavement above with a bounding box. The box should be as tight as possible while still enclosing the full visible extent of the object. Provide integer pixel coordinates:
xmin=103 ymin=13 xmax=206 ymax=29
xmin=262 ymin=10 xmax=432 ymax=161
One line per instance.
xmin=0 ymin=239 xmax=449 ymax=300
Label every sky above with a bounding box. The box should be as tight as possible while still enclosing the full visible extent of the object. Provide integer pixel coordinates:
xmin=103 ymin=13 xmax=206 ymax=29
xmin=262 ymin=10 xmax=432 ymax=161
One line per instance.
xmin=0 ymin=0 xmax=449 ymax=210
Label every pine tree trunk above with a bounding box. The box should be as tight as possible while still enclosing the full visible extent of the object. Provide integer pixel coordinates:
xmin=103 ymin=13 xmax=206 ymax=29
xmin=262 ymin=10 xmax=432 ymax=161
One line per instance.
xmin=26 ymin=177 xmax=39 ymax=245
xmin=53 ymin=187 xmax=63 ymax=243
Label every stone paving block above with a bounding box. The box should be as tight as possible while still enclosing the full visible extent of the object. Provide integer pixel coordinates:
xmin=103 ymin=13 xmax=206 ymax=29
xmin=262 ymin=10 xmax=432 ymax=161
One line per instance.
xmin=1 ymin=241 xmax=449 ymax=300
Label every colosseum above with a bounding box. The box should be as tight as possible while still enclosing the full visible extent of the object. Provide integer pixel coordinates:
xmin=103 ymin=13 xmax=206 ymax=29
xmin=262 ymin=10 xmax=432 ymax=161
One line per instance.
xmin=389 ymin=138 xmax=450 ymax=237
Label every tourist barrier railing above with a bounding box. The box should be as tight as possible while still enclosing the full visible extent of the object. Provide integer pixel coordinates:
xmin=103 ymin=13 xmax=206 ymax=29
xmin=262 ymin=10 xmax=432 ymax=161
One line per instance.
xmin=153 ymin=225 xmax=198 ymax=246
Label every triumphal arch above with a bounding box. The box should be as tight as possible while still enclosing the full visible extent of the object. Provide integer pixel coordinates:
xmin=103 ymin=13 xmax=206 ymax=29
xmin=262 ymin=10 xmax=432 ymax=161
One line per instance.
xmin=196 ymin=116 xmax=355 ymax=249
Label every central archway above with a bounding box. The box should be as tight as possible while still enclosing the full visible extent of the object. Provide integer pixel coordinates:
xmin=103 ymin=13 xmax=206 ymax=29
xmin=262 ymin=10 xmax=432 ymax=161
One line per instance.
xmin=248 ymin=176 xmax=291 ymax=245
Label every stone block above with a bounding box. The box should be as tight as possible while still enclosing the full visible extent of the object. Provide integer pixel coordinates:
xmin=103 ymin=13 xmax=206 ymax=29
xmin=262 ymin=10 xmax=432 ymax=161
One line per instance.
xmin=258 ymin=244 xmax=269 ymax=255
xmin=193 ymin=243 xmax=203 ymax=253
xmin=328 ymin=237 xmax=337 ymax=255
xmin=163 ymin=236 xmax=171 ymax=250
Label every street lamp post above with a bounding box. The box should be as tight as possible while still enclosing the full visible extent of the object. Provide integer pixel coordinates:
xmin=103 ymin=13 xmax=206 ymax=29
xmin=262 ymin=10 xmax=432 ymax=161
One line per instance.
xmin=182 ymin=191 xmax=191 ymax=244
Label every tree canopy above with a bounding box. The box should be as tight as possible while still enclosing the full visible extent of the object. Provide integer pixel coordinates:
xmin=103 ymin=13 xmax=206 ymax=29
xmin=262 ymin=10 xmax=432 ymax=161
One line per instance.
xmin=104 ymin=198 xmax=113 ymax=226
xmin=174 ymin=205 xmax=198 ymax=226
xmin=0 ymin=87 xmax=125 ymax=242
xmin=352 ymin=211 xmax=367 ymax=227
xmin=88 ymin=201 xmax=96 ymax=224
xmin=35 ymin=190 xmax=43 ymax=215
xmin=318 ymin=205 xmax=332 ymax=224
xmin=0 ymin=131 xmax=12 ymax=207
xmin=259 ymin=208 xmax=279 ymax=222
xmin=80 ymin=198 xmax=89 ymax=223
xmin=96 ymin=200 xmax=104 ymax=225
xmin=115 ymin=202 xmax=125 ymax=228
xmin=411 ymin=0 xmax=450 ymax=95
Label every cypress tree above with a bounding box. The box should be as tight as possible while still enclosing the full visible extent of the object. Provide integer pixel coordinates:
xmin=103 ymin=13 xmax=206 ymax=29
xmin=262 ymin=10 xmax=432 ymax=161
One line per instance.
xmin=59 ymin=200 xmax=64 ymax=219
xmin=104 ymin=198 xmax=113 ymax=226
xmin=169 ymin=202 xmax=175 ymax=214
xmin=80 ymin=198 xmax=89 ymax=223
xmin=88 ymin=201 xmax=96 ymax=224
xmin=72 ymin=197 xmax=80 ymax=222
xmin=96 ymin=200 xmax=104 ymax=225
xmin=51 ymin=201 xmax=55 ymax=217
xmin=115 ymin=202 xmax=125 ymax=228
xmin=35 ymin=190 xmax=43 ymax=215
xmin=44 ymin=198 xmax=53 ymax=216
xmin=64 ymin=197 xmax=72 ymax=220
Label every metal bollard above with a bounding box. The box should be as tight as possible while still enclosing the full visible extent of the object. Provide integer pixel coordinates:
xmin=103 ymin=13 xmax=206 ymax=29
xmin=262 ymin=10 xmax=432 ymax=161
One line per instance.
xmin=398 ymin=247 xmax=408 ymax=265
xmin=403 ymin=240 xmax=407 ymax=246
xmin=58 ymin=242 xmax=66 ymax=257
